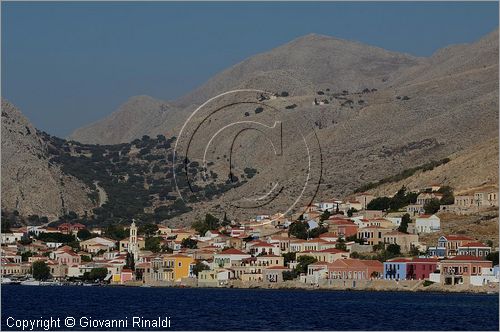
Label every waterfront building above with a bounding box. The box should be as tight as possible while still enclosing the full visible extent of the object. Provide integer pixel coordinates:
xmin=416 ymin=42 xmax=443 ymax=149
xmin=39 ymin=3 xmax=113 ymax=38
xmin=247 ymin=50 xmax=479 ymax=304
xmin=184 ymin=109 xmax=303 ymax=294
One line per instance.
xmin=439 ymin=255 xmax=493 ymax=285
xmin=428 ymin=235 xmax=475 ymax=257
xmin=327 ymin=259 xmax=383 ymax=280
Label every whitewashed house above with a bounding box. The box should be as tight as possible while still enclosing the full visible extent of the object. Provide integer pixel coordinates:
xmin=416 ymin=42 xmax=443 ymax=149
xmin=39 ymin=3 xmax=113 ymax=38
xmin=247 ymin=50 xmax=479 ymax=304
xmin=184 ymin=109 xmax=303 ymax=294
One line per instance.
xmin=415 ymin=214 xmax=440 ymax=233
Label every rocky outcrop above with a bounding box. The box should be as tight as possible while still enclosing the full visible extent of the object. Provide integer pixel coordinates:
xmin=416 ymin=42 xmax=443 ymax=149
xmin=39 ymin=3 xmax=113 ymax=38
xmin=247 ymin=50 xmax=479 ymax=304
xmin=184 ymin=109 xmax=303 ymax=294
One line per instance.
xmin=1 ymin=100 xmax=96 ymax=219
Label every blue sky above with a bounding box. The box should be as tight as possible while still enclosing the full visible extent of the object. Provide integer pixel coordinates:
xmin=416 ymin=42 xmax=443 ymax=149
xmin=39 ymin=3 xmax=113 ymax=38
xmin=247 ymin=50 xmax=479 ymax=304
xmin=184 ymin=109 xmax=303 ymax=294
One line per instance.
xmin=2 ymin=1 xmax=498 ymax=137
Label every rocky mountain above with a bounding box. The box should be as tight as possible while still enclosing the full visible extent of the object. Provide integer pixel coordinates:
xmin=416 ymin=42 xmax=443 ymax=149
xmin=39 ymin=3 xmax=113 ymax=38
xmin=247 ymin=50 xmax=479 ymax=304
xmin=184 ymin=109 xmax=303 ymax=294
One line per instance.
xmin=69 ymin=33 xmax=423 ymax=144
xmin=68 ymin=95 xmax=178 ymax=145
xmin=173 ymin=33 xmax=422 ymax=107
xmin=5 ymin=29 xmax=499 ymax=224
xmin=1 ymin=100 xmax=96 ymax=219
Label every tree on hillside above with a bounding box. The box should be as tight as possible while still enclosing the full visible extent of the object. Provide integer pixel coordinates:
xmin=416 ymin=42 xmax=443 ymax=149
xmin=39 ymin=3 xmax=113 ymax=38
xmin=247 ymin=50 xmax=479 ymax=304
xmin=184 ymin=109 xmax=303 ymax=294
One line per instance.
xmin=335 ymin=238 xmax=347 ymax=251
xmin=347 ymin=208 xmax=358 ymax=217
xmin=139 ymin=223 xmax=159 ymax=237
xmin=386 ymin=244 xmax=401 ymax=256
xmin=389 ymin=186 xmax=408 ymax=211
xmin=282 ymin=252 xmax=296 ymax=265
xmin=192 ymin=213 xmax=220 ymax=235
xmin=424 ymin=198 xmax=441 ymax=214
xmin=295 ymin=255 xmax=318 ymax=274
xmin=438 ymin=186 xmax=455 ymax=205
xmin=32 ymin=261 xmax=51 ymax=280
xmin=367 ymin=197 xmax=391 ymax=211
xmin=308 ymin=224 xmax=328 ymax=238
xmin=397 ymin=213 xmax=411 ymax=234
xmin=221 ymin=212 xmax=231 ymax=227
xmin=181 ymin=238 xmax=198 ymax=249
xmin=144 ymin=237 xmax=162 ymax=253
xmin=288 ymin=221 xmax=308 ymax=240
xmin=77 ymin=229 xmax=92 ymax=241
xmin=104 ymin=224 xmax=128 ymax=241
xmin=320 ymin=210 xmax=331 ymax=222
xmin=1 ymin=219 xmax=11 ymax=233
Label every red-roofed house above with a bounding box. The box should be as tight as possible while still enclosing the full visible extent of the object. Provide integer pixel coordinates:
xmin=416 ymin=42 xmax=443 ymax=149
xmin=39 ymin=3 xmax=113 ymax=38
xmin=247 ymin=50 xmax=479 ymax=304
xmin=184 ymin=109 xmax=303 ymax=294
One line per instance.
xmin=319 ymin=232 xmax=338 ymax=242
xmin=327 ymin=259 xmax=383 ymax=280
xmin=407 ymin=258 xmax=439 ymax=280
xmin=53 ymin=248 xmax=81 ymax=265
xmin=58 ymin=223 xmax=86 ymax=235
xmin=438 ymin=235 xmax=475 ymax=257
xmin=327 ymin=220 xmax=359 ymax=238
xmin=457 ymin=242 xmax=492 ymax=257
xmin=440 ymin=255 xmax=493 ymax=285
xmin=247 ymin=241 xmax=281 ymax=256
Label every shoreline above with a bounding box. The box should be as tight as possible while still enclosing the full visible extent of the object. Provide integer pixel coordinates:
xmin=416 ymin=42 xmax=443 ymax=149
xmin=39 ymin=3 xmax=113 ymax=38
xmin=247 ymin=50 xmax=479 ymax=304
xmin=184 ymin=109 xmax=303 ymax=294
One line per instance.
xmin=8 ymin=281 xmax=496 ymax=295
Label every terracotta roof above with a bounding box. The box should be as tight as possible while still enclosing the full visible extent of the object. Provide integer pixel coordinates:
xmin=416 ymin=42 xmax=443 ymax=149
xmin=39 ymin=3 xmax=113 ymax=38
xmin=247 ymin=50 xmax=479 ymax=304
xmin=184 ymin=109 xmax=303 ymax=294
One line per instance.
xmin=319 ymin=232 xmax=338 ymax=238
xmin=384 ymin=231 xmax=409 ymax=236
xmin=249 ymin=241 xmax=275 ymax=247
xmin=444 ymin=235 xmax=475 ymax=241
xmin=309 ymin=262 xmax=332 ymax=267
xmin=411 ymin=258 xmax=439 ymax=263
xmin=168 ymin=254 xmax=191 ymax=258
xmin=219 ymin=248 xmax=248 ymax=255
xmin=361 ymin=260 xmax=383 ymax=267
xmin=387 ymin=258 xmax=411 ymax=263
xmin=305 ymin=238 xmax=328 ymax=243
xmin=445 ymin=255 xmax=486 ymax=261
xmin=318 ymin=248 xmax=347 ymax=254
xmin=361 ymin=225 xmax=387 ymax=229
xmin=265 ymin=266 xmax=289 ymax=270
xmin=460 ymin=242 xmax=490 ymax=248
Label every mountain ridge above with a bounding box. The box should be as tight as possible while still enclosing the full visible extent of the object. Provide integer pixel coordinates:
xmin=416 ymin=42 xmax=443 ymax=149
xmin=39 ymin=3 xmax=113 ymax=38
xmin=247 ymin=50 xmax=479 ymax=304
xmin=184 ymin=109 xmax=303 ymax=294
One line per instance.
xmin=4 ymin=29 xmax=498 ymax=224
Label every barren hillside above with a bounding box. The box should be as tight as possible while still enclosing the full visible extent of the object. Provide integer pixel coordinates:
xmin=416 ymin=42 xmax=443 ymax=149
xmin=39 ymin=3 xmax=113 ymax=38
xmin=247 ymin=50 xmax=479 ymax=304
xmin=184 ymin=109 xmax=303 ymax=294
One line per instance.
xmin=1 ymin=100 xmax=96 ymax=219
xmin=368 ymin=138 xmax=499 ymax=197
xmin=5 ymin=29 xmax=499 ymax=224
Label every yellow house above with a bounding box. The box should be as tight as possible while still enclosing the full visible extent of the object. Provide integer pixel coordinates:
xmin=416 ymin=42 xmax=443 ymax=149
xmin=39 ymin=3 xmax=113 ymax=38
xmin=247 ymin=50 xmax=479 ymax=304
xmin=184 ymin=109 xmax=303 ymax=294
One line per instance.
xmin=163 ymin=254 xmax=194 ymax=281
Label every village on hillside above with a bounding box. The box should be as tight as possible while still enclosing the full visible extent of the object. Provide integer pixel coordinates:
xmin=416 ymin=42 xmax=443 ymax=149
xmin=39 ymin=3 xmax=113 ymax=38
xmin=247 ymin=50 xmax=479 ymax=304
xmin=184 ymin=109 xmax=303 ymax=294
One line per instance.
xmin=1 ymin=183 xmax=499 ymax=292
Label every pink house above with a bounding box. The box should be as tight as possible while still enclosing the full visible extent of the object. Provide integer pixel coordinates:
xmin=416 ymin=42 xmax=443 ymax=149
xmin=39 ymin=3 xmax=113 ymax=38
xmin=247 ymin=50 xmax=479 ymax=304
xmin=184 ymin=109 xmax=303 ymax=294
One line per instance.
xmin=120 ymin=268 xmax=134 ymax=284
